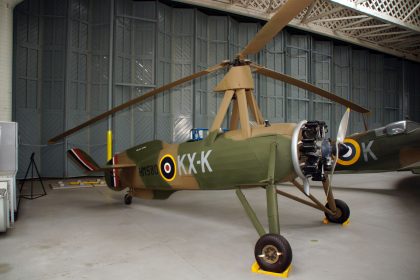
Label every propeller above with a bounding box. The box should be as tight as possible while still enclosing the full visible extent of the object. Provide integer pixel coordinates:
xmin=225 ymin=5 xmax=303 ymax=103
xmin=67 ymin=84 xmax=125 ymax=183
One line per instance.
xmin=325 ymin=108 xmax=351 ymax=196
xmin=251 ymin=64 xmax=369 ymax=114
xmin=48 ymin=62 xmax=228 ymax=144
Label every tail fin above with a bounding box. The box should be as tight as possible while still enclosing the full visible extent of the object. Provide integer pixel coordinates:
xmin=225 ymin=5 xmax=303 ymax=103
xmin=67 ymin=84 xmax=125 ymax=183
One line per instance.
xmin=68 ymin=148 xmax=100 ymax=172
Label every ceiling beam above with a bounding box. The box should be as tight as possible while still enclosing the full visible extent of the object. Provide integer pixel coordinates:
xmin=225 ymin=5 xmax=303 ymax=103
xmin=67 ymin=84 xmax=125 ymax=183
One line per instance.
xmin=377 ymin=32 xmax=415 ymax=43
xmin=313 ymin=14 xmax=368 ymax=23
xmin=359 ymin=30 xmax=412 ymax=39
xmin=172 ymin=0 xmax=420 ymax=63
xmin=339 ymin=23 xmax=391 ymax=32
xmin=403 ymin=2 xmax=420 ymax=22
xmin=303 ymin=7 xmax=344 ymax=24
xmin=300 ymin=0 xmax=317 ymax=24
xmin=327 ymin=0 xmax=420 ymax=33
xmin=356 ymin=26 xmax=395 ymax=38
xmin=334 ymin=17 xmax=372 ymax=30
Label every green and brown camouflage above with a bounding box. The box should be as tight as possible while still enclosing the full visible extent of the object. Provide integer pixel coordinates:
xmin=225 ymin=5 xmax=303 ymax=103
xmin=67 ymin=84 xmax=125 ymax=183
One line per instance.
xmin=70 ymin=120 xmax=420 ymax=200
xmin=99 ymin=123 xmax=297 ymax=199
xmin=335 ymin=120 xmax=420 ymax=174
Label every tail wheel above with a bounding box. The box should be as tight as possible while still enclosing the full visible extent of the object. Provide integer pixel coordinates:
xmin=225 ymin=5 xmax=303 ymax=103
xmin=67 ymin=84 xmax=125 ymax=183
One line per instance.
xmin=254 ymin=234 xmax=292 ymax=273
xmin=124 ymin=194 xmax=132 ymax=205
xmin=324 ymin=199 xmax=350 ymax=224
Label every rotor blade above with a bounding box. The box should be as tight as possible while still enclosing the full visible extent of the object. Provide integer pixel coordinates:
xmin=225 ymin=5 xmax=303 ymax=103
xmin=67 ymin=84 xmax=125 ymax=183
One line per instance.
xmin=48 ymin=63 xmax=227 ymax=144
xmin=252 ymin=64 xmax=370 ymax=113
xmin=239 ymin=0 xmax=313 ymax=57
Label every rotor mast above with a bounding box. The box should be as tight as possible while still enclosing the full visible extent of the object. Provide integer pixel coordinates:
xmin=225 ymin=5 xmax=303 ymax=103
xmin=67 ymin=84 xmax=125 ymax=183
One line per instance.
xmin=210 ymin=64 xmax=264 ymax=138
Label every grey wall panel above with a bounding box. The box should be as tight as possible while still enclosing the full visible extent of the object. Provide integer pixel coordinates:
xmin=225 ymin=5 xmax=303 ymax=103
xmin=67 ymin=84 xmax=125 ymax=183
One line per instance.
xmin=383 ymin=57 xmax=402 ymax=124
xmin=41 ymin=144 xmax=64 ymax=177
xmin=132 ymin=12 xmax=156 ymax=145
xmin=286 ymin=34 xmax=309 ymax=123
xmin=312 ymin=40 xmax=332 ymax=136
xmin=260 ymin=32 xmax=285 ymax=123
xmin=228 ymin=18 xmax=239 ymax=59
xmin=16 ymin=111 xmax=41 ymax=178
xmin=207 ymin=16 xmax=228 ymax=128
xmin=172 ymin=9 xmax=194 ymax=143
xmin=156 ymin=3 xmax=172 ymax=142
xmin=333 ymin=46 xmax=351 ymax=133
xmin=40 ymin=0 xmax=67 ymax=177
xmin=351 ymin=50 xmax=369 ymax=133
xmin=368 ymin=53 xmax=384 ymax=129
xmin=66 ymin=0 xmax=90 ymax=176
xmin=113 ymin=86 xmax=132 ymax=153
xmin=408 ymin=62 xmax=420 ymax=122
xmin=194 ymin=10 xmax=209 ymax=128
xmin=14 ymin=2 xmax=42 ymax=178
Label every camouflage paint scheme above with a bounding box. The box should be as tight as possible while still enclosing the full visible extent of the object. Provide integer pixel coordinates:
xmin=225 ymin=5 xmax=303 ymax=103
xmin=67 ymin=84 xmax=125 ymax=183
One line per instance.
xmin=103 ymin=124 xmax=297 ymax=199
xmin=75 ymin=120 xmax=420 ymax=200
xmin=335 ymin=121 xmax=420 ymax=174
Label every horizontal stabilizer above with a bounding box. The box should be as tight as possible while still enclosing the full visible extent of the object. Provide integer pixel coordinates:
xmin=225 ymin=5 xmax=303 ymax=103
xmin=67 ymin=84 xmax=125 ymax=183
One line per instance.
xmin=97 ymin=163 xmax=136 ymax=171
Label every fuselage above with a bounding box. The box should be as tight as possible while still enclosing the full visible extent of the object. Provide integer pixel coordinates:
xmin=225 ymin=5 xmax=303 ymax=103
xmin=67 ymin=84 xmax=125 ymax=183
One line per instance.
xmin=103 ymin=120 xmax=420 ymax=198
xmin=335 ymin=120 xmax=420 ymax=173
xmin=104 ymin=123 xmax=297 ymax=194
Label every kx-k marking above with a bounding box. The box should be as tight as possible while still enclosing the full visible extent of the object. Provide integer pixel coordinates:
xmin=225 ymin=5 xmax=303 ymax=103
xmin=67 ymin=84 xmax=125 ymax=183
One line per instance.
xmin=178 ymin=150 xmax=213 ymax=175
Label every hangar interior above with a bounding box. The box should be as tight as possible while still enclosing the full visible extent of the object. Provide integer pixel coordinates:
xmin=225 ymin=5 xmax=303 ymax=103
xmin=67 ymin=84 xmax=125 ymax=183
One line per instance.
xmin=13 ymin=0 xmax=420 ymax=178
xmin=1 ymin=0 xmax=420 ymax=279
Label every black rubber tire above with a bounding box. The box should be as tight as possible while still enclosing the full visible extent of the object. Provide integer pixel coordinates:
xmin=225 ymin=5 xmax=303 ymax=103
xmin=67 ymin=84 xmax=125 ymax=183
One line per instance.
xmin=124 ymin=194 xmax=132 ymax=205
xmin=324 ymin=199 xmax=350 ymax=224
xmin=254 ymin=234 xmax=292 ymax=273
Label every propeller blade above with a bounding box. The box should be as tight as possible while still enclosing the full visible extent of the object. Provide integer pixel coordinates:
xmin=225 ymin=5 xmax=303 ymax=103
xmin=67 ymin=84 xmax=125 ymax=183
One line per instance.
xmin=303 ymin=179 xmax=310 ymax=196
xmin=251 ymin=64 xmax=370 ymax=114
xmin=238 ymin=0 xmax=313 ymax=58
xmin=337 ymin=108 xmax=350 ymax=144
xmin=326 ymin=108 xmax=351 ymax=196
xmin=48 ymin=62 xmax=227 ymax=144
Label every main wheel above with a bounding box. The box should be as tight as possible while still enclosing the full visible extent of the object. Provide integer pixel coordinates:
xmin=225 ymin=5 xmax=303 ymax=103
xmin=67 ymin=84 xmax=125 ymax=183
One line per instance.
xmin=324 ymin=199 xmax=350 ymax=224
xmin=124 ymin=194 xmax=132 ymax=205
xmin=254 ymin=234 xmax=292 ymax=273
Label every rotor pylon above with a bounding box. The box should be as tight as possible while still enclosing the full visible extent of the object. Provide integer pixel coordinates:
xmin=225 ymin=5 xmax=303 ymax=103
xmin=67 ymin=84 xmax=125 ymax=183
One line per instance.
xmin=210 ymin=65 xmax=264 ymax=138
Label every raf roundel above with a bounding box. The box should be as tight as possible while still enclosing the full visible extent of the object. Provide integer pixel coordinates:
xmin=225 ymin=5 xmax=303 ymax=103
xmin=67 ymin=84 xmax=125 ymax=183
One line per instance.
xmin=159 ymin=154 xmax=176 ymax=182
xmin=337 ymin=138 xmax=361 ymax=166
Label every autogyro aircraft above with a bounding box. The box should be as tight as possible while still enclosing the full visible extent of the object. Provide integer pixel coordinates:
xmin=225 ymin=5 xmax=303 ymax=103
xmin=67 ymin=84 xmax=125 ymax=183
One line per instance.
xmin=49 ymin=0 xmax=379 ymax=274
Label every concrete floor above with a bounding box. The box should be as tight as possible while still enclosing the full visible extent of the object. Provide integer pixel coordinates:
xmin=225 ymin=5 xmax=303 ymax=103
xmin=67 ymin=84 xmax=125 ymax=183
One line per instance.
xmin=1 ymin=172 xmax=420 ymax=280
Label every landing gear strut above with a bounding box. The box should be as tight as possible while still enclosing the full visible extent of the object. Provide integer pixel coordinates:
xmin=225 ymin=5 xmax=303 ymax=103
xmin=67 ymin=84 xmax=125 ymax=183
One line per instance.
xmin=236 ymin=186 xmax=292 ymax=274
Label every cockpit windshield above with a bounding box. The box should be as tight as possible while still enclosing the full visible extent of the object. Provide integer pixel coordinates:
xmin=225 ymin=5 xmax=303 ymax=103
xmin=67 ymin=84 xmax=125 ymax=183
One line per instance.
xmin=385 ymin=121 xmax=407 ymax=136
xmin=374 ymin=120 xmax=420 ymax=137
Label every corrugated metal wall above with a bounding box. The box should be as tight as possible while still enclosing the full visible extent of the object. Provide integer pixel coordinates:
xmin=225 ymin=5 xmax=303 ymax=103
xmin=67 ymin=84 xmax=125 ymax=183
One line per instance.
xmin=13 ymin=0 xmax=420 ymax=178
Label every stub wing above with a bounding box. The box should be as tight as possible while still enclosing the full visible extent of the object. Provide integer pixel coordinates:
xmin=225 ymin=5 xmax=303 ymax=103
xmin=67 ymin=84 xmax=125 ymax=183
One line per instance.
xmin=97 ymin=163 xmax=136 ymax=171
